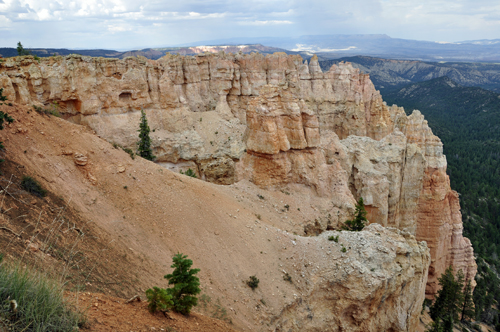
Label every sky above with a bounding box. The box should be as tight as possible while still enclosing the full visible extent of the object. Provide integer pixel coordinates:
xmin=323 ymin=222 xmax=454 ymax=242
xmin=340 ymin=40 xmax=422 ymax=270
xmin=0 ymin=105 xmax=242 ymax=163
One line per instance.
xmin=0 ymin=0 xmax=499 ymax=50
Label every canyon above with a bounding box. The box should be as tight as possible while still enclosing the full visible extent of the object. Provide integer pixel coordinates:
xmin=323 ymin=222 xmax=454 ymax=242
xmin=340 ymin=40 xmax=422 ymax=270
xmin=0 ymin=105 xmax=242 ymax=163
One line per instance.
xmin=0 ymin=52 xmax=477 ymax=330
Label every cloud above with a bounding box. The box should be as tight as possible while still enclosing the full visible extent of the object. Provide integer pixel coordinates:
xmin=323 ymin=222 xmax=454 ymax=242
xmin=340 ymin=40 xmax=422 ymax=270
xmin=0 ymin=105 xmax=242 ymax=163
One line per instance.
xmin=0 ymin=15 xmax=11 ymax=27
xmin=239 ymin=20 xmax=292 ymax=26
xmin=0 ymin=0 xmax=499 ymax=49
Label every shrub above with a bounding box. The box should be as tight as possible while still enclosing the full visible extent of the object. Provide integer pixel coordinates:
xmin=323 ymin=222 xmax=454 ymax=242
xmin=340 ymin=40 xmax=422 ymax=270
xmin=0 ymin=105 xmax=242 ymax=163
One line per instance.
xmin=0 ymin=254 xmax=83 ymax=331
xmin=0 ymin=88 xmax=7 ymax=102
xmin=145 ymin=287 xmax=173 ymax=314
xmin=20 ymin=176 xmax=47 ymax=197
xmin=283 ymin=273 xmax=292 ymax=283
xmin=180 ymin=168 xmax=197 ymax=178
xmin=122 ymin=147 xmax=135 ymax=160
xmin=0 ymin=94 xmax=14 ymax=153
xmin=32 ymin=104 xmax=60 ymax=117
xmin=328 ymin=235 xmax=339 ymax=242
xmin=247 ymin=275 xmax=259 ymax=290
xmin=164 ymin=253 xmax=201 ymax=315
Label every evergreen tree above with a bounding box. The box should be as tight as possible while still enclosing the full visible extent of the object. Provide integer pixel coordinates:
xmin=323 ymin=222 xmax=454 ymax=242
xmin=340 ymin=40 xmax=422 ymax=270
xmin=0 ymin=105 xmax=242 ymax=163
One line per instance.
xmin=342 ymin=197 xmax=368 ymax=231
xmin=16 ymin=42 xmax=30 ymax=56
xmin=426 ymin=317 xmax=445 ymax=332
xmin=164 ymin=253 xmax=201 ymax=315
xmin=430 ymin=267 xmax=466 ymax=331
xmin=137 ymin=110 xmax=155 ymax=161
xmin=145 ymin=287 xmax=173 ymax=313
xmin=461 ymin=279 xmax=475 ymax=322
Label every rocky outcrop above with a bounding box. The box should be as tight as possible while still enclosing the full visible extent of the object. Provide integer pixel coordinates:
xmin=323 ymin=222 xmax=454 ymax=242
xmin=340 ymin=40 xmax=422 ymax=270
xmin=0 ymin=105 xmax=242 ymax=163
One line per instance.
xmin=341 ymin=131 xmax=426 ymax=234
xmin=394 ymin=110 xmax=477 ymax=296
xmin=274 ymin=224 xmax=430 ymax=331
xmin=0 ymin=53 xmax=475 ymax=299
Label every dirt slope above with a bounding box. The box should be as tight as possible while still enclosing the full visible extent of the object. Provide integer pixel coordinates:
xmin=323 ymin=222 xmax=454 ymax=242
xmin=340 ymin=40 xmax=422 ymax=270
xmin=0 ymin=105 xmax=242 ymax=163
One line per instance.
xmin=0 ymin=103 xmax=343 ymax=331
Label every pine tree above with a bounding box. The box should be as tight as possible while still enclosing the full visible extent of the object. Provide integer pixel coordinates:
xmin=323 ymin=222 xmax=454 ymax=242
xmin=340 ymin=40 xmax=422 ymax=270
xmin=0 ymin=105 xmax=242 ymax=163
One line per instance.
xmin=16 ymin=42 xmax=30 ymax=56
xmin=137 ymin=110 xmax=155 ymax=161
xmin=342 ymin=197 xmax=368 ymax=231
xmin=461 ymin=279 xmax=475 ymax=322
xmin=164 ymin=253 xmax=201 ymax=315
xmin=430 ymin=267 xmax=466 ymax=331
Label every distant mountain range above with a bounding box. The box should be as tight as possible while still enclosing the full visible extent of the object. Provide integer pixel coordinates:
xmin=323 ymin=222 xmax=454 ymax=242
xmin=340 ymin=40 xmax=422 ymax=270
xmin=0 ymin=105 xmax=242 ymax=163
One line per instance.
xmin=319 ymin=56 xmax=500 ymax=93
xmin=3 ymin=34 xmax=500 ymax=62
xmin=176 ymin=35 xmax=500 ymax=62
xmin=0 ymin=44 xmax=301 ymax=60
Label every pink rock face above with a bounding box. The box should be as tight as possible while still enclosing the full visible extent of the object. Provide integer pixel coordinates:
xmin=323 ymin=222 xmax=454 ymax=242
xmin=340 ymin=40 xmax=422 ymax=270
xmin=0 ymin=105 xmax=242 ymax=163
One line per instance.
xmin=245 ymin=85 xmax=317 ymax=154
xmin=0 ymin=53 xmax=476 ymax=300
xmin=396 ymin=110 xmax=477 ymax=297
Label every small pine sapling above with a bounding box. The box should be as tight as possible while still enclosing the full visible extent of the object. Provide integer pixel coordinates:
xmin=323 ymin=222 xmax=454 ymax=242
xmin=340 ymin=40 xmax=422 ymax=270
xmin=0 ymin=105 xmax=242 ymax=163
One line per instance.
xmin=145 ymin=287 xmax=173 ymax=313
xmin=342 ymin=197 xmax=368 ymax=231
xmin=164 ymin=253 xmax=201 ymax=315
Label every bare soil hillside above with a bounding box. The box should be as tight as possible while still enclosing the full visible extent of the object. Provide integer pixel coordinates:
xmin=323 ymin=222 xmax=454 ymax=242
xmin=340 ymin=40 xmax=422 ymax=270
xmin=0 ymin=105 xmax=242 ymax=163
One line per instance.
xmin=0 ymin=102 xmax=344 ymax=331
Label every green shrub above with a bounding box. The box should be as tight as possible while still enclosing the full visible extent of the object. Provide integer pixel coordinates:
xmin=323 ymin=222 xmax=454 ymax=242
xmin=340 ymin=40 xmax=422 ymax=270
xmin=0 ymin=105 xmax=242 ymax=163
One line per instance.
xmin=180 ymin=168 xmax=197 ymax=178
xmin=164 ymin=253 xmax=201 ymax=315
xmin=328 ymin=235 xmax=339 ymax=242
xmin=0 ymin=88 xmax=7 ymax=102
xmin=145 ymin=287 xmax=173 ymax=314
xmin=20 ymin=176 xmax=47 ymax=197
xmin=32 ymin=104 xmax=60 ymax=117
xmin=122 ymin=147 xmax=135 ymax=160
xmin=0 ymin=255 xmax=83 ymax=331
xmin=247 ymin=275 xmax=259 ymax=290
xmin=111 ymin=142 xmax=135 ymax=159
xmin=283 ymin=273 xmax=292 ymax=283
xmin=0 ymin=95 xmax=14 ymax=153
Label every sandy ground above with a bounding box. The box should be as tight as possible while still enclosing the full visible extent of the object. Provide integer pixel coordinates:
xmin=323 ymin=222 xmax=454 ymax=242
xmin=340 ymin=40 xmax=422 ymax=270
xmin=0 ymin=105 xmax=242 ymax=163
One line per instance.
xmin=0 ymin=102 xmax=341 ymax=331
xmin=69 ymin=292 xmax=237 ymax=332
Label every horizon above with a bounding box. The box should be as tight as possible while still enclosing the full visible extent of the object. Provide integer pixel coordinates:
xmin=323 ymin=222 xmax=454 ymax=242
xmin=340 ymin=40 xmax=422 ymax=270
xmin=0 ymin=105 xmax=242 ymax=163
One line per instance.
xmin=2 ymin=34 xmax=500 ymax=53
xmin=1 ymin=0 xmax=499 ymax=50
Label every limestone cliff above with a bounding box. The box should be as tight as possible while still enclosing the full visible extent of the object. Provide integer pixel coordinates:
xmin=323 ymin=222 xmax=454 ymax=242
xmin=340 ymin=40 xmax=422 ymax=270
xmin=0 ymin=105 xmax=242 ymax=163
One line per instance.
xmin=0 ymin=53 xmax=475 ymax=301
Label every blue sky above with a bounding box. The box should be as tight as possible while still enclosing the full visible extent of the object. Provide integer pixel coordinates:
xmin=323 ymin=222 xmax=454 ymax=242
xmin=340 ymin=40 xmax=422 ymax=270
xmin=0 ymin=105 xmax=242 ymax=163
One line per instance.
xmin=1 ymin=0 xmax=499 ymax=49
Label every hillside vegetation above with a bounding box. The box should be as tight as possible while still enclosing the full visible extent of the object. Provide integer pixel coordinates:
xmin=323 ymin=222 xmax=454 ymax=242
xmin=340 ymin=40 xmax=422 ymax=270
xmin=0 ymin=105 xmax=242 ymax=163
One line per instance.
xmin=320 ymin=56 xmax=500 ymax=93
xmin=382 ymin=77 xmax=500 ymax=327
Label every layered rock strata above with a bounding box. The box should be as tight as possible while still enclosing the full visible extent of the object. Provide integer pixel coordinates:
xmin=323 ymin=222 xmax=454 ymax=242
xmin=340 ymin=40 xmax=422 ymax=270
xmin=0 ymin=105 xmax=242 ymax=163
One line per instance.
xmin=0 ymin=53 xmax=476 ymax=298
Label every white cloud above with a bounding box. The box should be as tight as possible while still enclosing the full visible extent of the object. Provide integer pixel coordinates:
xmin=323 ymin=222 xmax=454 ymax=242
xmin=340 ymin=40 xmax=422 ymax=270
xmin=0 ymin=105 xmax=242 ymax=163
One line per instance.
xmin=239 ymin=20 xmax=292 ymax=25
xmin=0 ymin=0 xmax=499 ymax=48
xmin=0 ymin=14 xmax=12 ymax=27
xmin=107 ymin=24 xmax=132 ymax=32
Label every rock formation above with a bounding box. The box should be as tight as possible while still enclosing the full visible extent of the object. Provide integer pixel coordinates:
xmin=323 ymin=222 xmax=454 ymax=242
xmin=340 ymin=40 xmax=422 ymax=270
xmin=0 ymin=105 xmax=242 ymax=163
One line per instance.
xmin=274 ymin=224 xmax=430 ymax=332
xmin=0 ymin=53 xmax=476 ymax=302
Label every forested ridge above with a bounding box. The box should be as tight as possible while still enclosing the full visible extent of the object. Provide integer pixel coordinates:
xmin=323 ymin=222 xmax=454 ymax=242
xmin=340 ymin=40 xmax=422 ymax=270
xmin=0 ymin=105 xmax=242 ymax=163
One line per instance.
xmin=382 ymin=76 xmax=500 ymax=328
